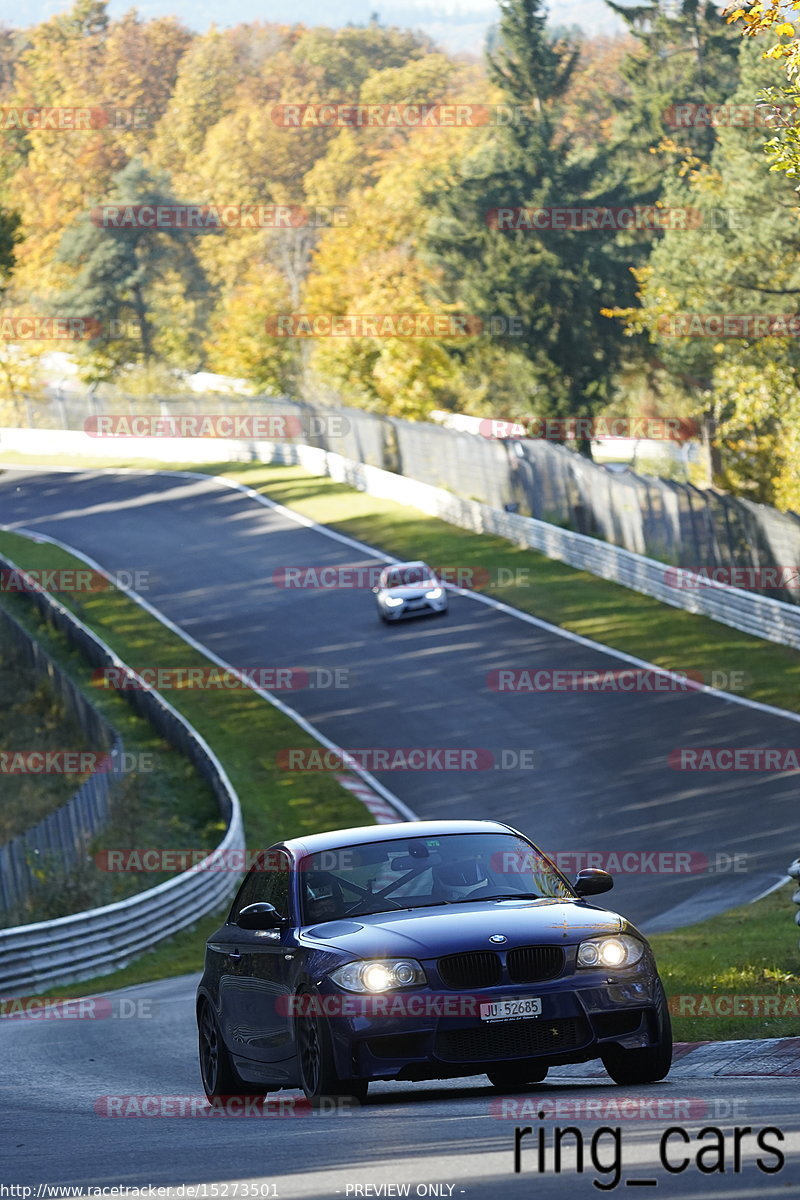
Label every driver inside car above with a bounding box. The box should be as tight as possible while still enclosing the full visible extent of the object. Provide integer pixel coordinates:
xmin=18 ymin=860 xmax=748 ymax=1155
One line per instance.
xmin=303 ymin=871 xmax=346 ymax=923
xmin=431 ymin=856 xmax=492 ymax=902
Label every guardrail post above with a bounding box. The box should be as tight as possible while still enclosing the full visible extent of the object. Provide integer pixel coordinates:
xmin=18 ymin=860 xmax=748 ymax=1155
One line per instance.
xmin=0 ymin=550 xmax=244 ymax=994
xmin=789 ymin=859 xmax=800 ymax=946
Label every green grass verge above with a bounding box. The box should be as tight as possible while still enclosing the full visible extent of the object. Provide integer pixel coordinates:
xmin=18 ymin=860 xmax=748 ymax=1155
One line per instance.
xmin=651 ymin=881 xmax=800 ymax=1043
xmin=6 ymin=451 xmax=795 ymax=711
xmin=208 ymin=461 xmax=800 ymax=716
xmin=0 ymin=524 xmax=369 ymax=978
xmin=0 ymin=587 xmax=222 ymax=925
xmin=2 ymin=451 xmax=799 ymax=1042
xmin=0 ymin=528 xmax=368 ymax=850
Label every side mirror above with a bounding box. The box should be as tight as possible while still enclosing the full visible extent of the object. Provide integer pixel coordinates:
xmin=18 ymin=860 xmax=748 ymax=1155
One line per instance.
xmin=574 ymin=869 xmax=613 ymax=897
xmin=237 ymin=902 xmax=285 ymax=930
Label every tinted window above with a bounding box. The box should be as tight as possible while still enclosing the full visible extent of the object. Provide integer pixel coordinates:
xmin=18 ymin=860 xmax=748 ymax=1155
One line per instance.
xmin=299 ymin=833 xmax=573 ymax=923
xmin=383 ymin=564 xmax=434 ymax=588
xmin=229 ymin=850 xmax=292 ymax=921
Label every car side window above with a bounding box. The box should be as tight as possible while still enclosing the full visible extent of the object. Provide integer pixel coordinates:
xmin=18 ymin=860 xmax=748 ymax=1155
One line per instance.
xmin=261 ymin=852 xmax=291 ymax=918
xmin=229 ymin=851 xmax=292 ymax=922
xmin=228 ymin=871 xmax=261 ymax=922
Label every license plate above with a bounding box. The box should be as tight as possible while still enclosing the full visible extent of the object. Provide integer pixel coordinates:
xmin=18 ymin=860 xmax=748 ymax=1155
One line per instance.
xmin=479 ymin=997 xmax=542 ymax=1023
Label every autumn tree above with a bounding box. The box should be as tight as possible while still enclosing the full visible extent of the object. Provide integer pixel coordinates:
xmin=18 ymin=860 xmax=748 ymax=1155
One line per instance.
xmin=422 ymin=0 xmax=639 ymax=453
xmin=55 ymin=159 xmax=212 ymax=383
xmin=5 ymin=0 xmax=191 ymax=301
xmin=606 ymin=0 xmax=741 ymax=196
xmin=629 ymin=40 xmax=800 ymax=506
xmin=726 ymin=0 xmax=800 ymax=182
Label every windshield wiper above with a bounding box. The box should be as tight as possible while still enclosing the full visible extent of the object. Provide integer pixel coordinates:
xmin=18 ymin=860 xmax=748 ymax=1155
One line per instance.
xmin=342 ymin=899 xmax=456 ymax=917
xmin=461 ymin=892 xmax=542 ymax=902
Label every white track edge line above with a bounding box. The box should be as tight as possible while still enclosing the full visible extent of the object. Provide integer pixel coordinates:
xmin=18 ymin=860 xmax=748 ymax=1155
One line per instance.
xmin=0 ymin=516 xmax=417 ymax=824
xmin=3 ymin=461 xmax=799 ymax=730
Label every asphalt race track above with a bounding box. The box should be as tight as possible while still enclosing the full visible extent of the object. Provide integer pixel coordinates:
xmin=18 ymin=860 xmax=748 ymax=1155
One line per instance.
xmin=1 ymin=975 xmax=798 ymax=1196
xmin=0 ymin=467 xmax=797 ymax=930
xmin=2 ymin=468 xmax=800 ymax=1197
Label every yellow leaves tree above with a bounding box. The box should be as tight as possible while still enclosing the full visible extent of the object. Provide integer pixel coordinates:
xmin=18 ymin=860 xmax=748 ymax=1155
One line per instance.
xmin=204 ymin=259 xmax=296 ymax=394
xmin=712 ymin=351 xmax=800 ymax=508
xmin=4 ymin=0 xmax=192 ymax=302
xmin=302 ymin=128 xmax=479 ymax=417
xmin=726 ymin=1 xmax=800 ymax=177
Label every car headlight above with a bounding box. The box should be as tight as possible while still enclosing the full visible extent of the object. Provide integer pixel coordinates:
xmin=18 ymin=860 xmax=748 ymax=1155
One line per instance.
xmin=384 ymin=596 xmax=404 ymax=607
xmin=576 ymin=935 xmax=644 ymax=969
xmin=329 ymin=959 xmax=427 ymax=992
xmin=425 ymin=587 xmax=443 ymax=599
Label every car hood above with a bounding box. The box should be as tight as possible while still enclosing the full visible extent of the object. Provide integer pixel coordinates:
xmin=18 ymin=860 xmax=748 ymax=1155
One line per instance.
xmin=382 ymin=585 xmax=438 ymax=599
xmin=301 ymin=898 xmax=628 ymax=958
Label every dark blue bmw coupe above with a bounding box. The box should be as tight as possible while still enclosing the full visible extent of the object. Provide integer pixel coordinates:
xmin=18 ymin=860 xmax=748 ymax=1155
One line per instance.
xmin=197 ymin=819 xmax=672 ymax=1103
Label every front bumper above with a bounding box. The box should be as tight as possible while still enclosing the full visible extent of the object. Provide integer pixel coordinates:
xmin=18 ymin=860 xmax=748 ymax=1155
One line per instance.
xmin=379 ymin=596 xmax=448 ymax=620
xmin=319 ymin=963 xmax=663 ymax=1082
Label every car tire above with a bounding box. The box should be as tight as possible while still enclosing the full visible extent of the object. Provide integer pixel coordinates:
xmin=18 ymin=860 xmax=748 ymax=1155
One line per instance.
xmin=600 ymin=979 xmax=673 ymax=1085
xmin=295 ymin=989 xmax=368 ymax=1107
xmin=198 ymin=1001 xmax=265 ymax=1102
xmin=486 ymin=1062 xmax=549 ymax=1090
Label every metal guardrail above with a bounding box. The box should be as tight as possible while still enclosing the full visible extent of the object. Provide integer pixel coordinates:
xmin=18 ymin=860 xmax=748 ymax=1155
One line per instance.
xmin=11 ymin=391 xmax=800 ymax=606
xmin=0 ymin=551 xmax=244 ymax=996
xmin=284 ymin=443 xmax=800 ymax=653
xmin=2 ymin=425 xmax=798 ymax=649
xmin=789 ymin=859 xmax=800 ymax=947
xmin=0 ymin=605 xmax=125 ymax=915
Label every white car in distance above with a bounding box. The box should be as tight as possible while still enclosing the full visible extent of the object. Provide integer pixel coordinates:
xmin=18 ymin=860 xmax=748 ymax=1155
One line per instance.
xmin=373 ymin=560 xmax=448 ymax=623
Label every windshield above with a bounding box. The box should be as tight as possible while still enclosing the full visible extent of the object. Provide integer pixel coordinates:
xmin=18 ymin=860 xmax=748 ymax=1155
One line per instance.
xmin=299 ymin=832 xmax=573 ymax=923
xmin=383 ymin=566 xmax=436 ymax=589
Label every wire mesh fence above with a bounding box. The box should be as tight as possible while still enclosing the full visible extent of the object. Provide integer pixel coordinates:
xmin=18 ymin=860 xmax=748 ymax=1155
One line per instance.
xmin=0 ymin=605 xmax=123 ymax=913
xmin=9 ymin=391 xmax=800 ymax=604
xmin=0 ymin=554 xmax=239 ymax=918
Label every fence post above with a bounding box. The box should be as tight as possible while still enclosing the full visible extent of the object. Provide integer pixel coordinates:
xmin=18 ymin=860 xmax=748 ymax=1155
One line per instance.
xmin=789 ymin=859 xmax=800 ymax=946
